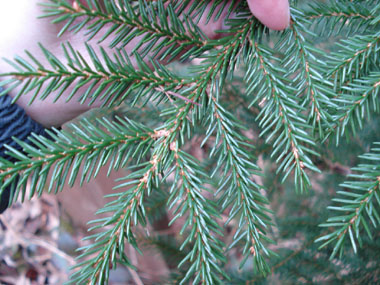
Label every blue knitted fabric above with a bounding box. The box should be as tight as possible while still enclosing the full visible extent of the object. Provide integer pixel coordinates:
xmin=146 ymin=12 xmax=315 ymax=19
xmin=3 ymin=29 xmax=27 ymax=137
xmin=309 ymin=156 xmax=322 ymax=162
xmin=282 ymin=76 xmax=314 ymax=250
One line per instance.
xmin=0 ymin=89 xmax=47 ymax=213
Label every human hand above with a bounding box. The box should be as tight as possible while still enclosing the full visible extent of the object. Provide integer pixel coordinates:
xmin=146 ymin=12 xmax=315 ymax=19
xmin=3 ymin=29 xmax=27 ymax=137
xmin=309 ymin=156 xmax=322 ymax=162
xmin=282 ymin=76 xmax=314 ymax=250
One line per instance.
xmin=0 ymin=0 xmax=289 ymax=127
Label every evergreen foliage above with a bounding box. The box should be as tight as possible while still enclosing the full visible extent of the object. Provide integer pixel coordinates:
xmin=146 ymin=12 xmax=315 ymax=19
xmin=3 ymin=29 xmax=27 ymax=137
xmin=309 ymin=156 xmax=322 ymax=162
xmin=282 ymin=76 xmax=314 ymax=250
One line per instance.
xmin=0 ymin=0 xmax=379 ymax=283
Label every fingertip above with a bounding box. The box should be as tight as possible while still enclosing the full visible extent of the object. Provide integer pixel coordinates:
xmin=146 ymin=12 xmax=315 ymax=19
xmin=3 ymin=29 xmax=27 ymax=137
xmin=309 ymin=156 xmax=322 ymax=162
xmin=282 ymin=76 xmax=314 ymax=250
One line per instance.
xmin=247 ymin=0 xmax=290 ymax=31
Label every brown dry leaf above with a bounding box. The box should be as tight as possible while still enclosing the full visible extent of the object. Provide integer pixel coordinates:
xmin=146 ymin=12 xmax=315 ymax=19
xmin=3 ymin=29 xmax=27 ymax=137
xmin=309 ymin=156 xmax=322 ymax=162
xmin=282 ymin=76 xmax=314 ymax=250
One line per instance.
xmin=0 ymin=184 xmax=71 ymax=284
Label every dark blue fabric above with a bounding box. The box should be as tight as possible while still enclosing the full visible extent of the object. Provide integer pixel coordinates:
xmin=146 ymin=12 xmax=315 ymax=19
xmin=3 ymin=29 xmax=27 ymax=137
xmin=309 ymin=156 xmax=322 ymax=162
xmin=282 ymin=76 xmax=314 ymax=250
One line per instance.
xmin=0 ymin=89 xmax=47 ymax=213
xmin=0 ymin=94 xmax=47 ymax=160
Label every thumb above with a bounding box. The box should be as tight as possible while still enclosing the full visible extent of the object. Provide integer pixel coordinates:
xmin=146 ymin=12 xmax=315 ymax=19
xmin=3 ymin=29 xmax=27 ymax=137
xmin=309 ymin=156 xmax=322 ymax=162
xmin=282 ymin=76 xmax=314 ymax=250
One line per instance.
xmin=246 ymin=0 xmax=290 ymax=30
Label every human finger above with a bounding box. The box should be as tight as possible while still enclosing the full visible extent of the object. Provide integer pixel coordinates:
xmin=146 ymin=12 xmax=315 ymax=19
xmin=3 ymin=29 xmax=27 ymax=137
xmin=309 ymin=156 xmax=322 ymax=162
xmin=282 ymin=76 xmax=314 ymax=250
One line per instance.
xmin=246 ymin=0 xmax=290 ymax=30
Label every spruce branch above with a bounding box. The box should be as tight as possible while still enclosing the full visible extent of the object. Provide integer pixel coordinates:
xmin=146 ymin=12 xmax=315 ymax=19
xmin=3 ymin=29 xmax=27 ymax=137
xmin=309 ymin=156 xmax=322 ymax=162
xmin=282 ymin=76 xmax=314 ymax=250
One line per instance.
xmin=41 ymin=0 xmax=231 ymax=62
xmin=206 ymin=98 xmax=276 ymax=274
xmin=327 ymin=72 xmax=380 ymax=143
xmin=317 ymin=143 xmax=380 ymax=259
xmin=0 ymin=42 xmax=190 ymax=108
xmin=149 ymin=105 xmax=227 ymax=284
xmin=327 ymin=32 xmax=380 ymax=85
xmin=70 ymin=157 xmax=160 ymax=284
xmin=370 ymin=3 xmax=380 ymax=24
xmin=187 ymin=18 xmax=277 ymax=273
xmin=198 ymin=23 xmax=277 ymax=267
xmin=281 ymin=8 xmax=336 ymax=137
xmin=72 ymin=114 xmax=224 ymax=283
xmin=106 ymin=21 xmax=262 ymax=280
xmin=245 ymin=35 xmax=320 ymax=193
xmin=0 ymin=16 xmax=256 ymax=113
xmin=69 ymin=60 xmax=205 ymax=281
xmin=169 ymin=145 xmax=226 ymax=284
xmin=304 ymin=0 xmax=377 ymax=36
xmin=0 ymin=116 xmax=154 ymax=204
xmin=69 ymin=111 xmax=185 ymax=283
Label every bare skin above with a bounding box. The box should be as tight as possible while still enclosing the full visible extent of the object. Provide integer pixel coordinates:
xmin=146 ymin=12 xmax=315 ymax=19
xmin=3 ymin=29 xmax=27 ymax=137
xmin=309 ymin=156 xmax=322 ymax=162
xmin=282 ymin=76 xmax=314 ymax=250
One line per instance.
xmin=0 ymin=0 xmax=290 ymax=127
